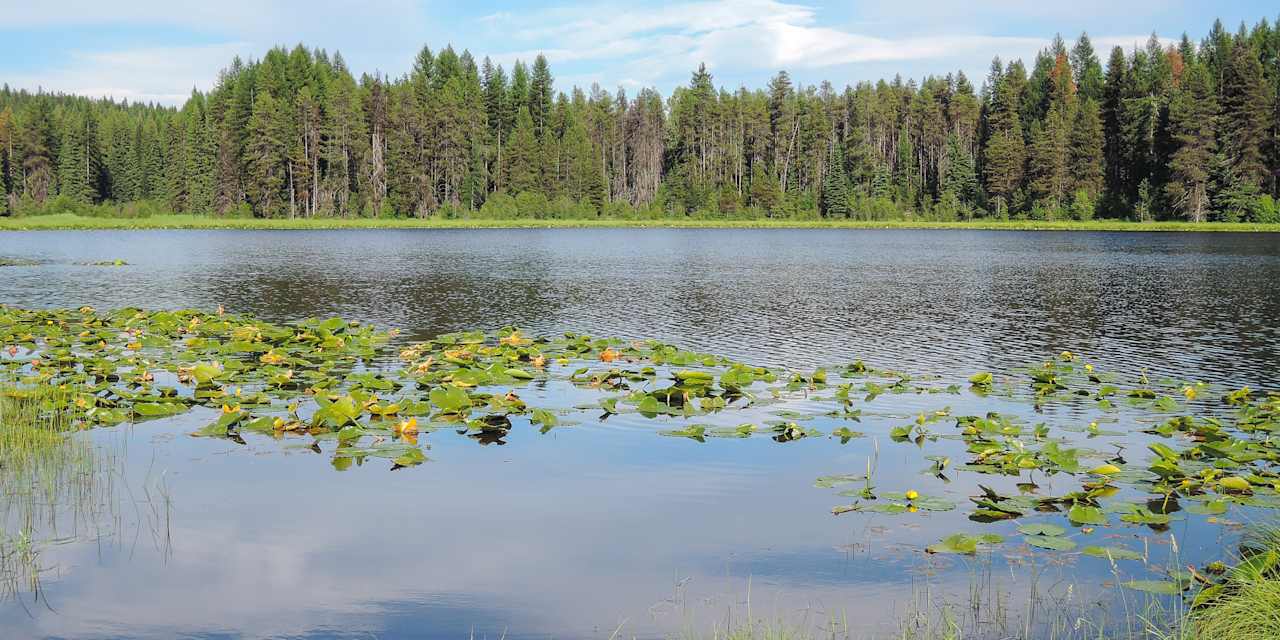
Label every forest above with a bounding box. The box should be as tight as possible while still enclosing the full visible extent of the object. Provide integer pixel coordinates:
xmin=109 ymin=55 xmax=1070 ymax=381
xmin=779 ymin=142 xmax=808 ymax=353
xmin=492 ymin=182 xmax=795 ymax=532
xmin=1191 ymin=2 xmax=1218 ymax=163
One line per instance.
xmin=0 ymin=16 xmax=1278 ymax=223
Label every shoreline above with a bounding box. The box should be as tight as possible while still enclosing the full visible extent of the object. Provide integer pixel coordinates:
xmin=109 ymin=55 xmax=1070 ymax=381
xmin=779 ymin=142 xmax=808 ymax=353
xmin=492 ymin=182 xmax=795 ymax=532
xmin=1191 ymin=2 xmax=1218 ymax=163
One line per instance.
xmin=2 ymin=213 xmax=1279 ymax=233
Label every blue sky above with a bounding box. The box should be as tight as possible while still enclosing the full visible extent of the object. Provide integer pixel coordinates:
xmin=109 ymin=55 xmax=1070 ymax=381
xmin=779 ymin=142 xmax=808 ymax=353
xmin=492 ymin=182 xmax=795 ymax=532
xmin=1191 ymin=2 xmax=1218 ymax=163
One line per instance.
xmin=1 ymin=1 xmax=1276 ymax=105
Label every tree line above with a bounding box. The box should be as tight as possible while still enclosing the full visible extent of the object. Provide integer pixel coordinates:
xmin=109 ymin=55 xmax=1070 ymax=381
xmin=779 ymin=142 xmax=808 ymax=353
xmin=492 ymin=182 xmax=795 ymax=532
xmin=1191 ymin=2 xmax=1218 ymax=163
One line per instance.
xmin=0 ymin=16 xmax=1278 ymax=222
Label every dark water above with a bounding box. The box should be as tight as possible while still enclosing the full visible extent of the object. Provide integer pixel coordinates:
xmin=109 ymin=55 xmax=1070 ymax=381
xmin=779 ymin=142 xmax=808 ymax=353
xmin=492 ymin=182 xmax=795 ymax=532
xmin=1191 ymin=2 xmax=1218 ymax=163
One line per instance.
xmin=1 ymin=228 xmax=1279 ymax=639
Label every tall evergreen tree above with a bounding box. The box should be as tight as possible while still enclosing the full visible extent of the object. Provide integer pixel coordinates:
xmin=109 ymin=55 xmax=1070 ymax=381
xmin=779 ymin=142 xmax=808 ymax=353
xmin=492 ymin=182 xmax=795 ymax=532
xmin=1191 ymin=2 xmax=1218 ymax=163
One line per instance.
xmin=56 ymin=109 xmax=100 ymax=204
xmin=819 ymin=142 xmax=850 ymax=217
xmin=503 ymin=107 xmax=540 ymax=194
xmin=529 ymin=55 xmax=554 ymax=140
xmin=1069 ymin=98 xmax=1105 ymax=199
xmin=1165 ymin=63 xmax=1218 ymax=221
xmin=983 ymin=65 xmax=1026 ymax=212
xmin=245 ymin=91 xmax=287 ymax=216
xmin=1219 ymin=41 xmax=1272 ymax=187
xmin=1071 ymin=34 xmax=1105 ymax=103
xmin=942 ymin=134 xmax=979 ymax=206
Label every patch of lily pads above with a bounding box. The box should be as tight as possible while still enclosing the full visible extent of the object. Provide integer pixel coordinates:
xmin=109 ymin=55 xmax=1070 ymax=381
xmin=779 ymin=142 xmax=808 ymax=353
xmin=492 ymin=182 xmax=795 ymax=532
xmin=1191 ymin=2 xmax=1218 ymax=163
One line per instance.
xmin=4 ymin=305 xmax=1280 ymax=609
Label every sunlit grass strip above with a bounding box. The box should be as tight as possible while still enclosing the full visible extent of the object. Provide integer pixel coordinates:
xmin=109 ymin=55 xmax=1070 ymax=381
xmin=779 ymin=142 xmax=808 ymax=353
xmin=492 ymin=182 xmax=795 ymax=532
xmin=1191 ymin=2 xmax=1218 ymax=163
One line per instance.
xmin=2 ymin=213 xmax=1280 ymax=232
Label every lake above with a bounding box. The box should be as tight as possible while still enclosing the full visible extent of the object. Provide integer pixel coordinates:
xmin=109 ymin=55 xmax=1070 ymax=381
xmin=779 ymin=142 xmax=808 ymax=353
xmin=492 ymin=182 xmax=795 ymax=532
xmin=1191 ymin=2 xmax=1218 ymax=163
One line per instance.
xmin=1 ymin=228 xmax=1279 ymax=639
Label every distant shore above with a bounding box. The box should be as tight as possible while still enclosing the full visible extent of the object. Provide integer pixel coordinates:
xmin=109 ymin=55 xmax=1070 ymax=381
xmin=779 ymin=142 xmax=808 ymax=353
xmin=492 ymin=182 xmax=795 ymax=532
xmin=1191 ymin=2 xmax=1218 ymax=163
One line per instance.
xmin=2 ymin=213 xmax=1280 ymax=233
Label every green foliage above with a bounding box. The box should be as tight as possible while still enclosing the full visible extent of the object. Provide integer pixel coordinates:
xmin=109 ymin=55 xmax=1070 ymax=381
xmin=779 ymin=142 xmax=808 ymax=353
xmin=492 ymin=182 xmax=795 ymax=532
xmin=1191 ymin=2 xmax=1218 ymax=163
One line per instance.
xmin=0 ymin=14 xmax=1277 ymax=223
xmin=818 ymin=144 xmax=850 ymax=218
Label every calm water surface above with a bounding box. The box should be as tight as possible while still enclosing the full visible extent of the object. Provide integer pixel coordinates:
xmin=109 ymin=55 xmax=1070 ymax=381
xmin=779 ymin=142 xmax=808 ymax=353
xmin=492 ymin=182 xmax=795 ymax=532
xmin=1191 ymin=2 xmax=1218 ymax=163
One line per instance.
xmin=1 ymin=228 xmax=1279 ymax=639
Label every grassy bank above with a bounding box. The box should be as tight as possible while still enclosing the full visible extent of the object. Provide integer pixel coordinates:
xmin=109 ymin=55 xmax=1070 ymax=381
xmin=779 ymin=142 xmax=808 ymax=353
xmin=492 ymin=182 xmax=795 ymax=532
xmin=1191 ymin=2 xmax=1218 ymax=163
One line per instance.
xmin=2 ymin=213 xmax=1280 ymax=232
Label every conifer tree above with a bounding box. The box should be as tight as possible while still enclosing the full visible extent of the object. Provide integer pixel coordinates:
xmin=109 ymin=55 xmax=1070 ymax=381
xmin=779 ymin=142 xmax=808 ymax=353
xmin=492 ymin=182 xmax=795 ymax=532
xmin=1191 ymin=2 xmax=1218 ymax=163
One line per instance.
xmin=245 ymin=91 xmax=287 ymax=216
xmin=1069 ymin=98 xmax=1105 ymax=199
xmin=748 ymin=162 xmax=780 ymax=213
xmin=529 ymin=55 xmax=554 ymax=140
xmin=1165 ymin=63 xmax=1218 ymax=221
xmin=1100 ymin=46 xmax=1129 ymax=208
xmin=503 ymin=107 xmax=540 ymax=194
xmin=57 ymin=109 xmax=100 ymax=204
xmin=1071 ymin=34 xmax=1105 ymax=103
xmin=819 ymin=143 xmax=850 ymax=217
xmin=0 ymin=106 xmax=14 ymax=212
xmin=185 ymin=106 xmax=217 ymax=214
xmin=942 ymin=134 xmax=979 ymax=206
xmin=984 ymin=66 xmax=1026 ymax=212
xmin=1219 ymin=41 xmax=1272 ymax=187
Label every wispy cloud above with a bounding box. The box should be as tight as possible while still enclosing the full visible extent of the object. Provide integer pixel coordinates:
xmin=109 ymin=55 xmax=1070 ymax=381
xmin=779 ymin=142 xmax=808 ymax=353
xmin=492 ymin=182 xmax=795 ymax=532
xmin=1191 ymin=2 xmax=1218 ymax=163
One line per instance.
xmin=5 ymin=43 xmax=250 ymax=105
xmin=482 ymin=1 xmax=1064 ymax=89
xmin=0 ymin=0 xmax=1248 ymax=103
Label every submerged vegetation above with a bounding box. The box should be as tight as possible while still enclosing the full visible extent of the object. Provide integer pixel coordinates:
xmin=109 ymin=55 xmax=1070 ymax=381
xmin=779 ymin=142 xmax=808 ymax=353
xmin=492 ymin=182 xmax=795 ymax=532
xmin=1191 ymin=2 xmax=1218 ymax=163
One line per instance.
xmin=3 ymin=305 xmax=1280 ymax=636
xmin=2 ymin=17 xmax=1280 ymax=223
xmin=0 ymin=383 xmax=109 ymax=600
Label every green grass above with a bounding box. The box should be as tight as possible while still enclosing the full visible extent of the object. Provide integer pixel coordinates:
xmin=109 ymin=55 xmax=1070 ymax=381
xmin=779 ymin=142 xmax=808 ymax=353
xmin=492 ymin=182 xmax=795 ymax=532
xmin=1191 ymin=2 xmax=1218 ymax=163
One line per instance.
xmin=0 ymin=383 xmax=107 ymax=600
xmin=1185 ymin=524 xmax=1280 ymax=640
xmin=2 ymin=213 xmax=1280 ymax=232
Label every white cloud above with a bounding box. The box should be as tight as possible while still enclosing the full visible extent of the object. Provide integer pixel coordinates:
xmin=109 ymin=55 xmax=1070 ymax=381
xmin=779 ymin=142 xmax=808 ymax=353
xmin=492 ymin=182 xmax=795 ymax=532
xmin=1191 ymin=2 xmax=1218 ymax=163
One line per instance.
xmin=479 ymin=1 xmax=1062 ymax=89
xmin=5 ymin=43 xmax=250 ymax=105
xmin=478 ymin=1 xmax=1195 ymax=93
xmin=0 ymin=0 xmax=1202 ymax=104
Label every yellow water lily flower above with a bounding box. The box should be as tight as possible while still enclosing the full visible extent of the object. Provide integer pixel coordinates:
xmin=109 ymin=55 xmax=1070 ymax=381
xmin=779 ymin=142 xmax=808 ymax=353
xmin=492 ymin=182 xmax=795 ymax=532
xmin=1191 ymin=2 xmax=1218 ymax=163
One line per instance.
xmin=1182 ymin=385 xmax=1197 ymax=400
xmin=905 ymin=490 xmax=919 ymax=501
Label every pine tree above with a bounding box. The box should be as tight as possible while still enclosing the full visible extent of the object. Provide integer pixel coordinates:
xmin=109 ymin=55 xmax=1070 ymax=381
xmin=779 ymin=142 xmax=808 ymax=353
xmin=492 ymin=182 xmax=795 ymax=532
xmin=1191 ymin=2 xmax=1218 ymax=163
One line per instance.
xmin=529 ymin=55 xmax=554 ymax=140
xmin=503 ymin=107 xmax=540 ymax=194
xmin=942 ymin=134 xmax=979 ymax=206
xmin=1219 ymin=41 xmax=1272 ymax=187
xmin=0 ymin=106 xmax=13 ymax=213
xmin=1165 ymin=63 xmax=1217 ymax=222
xmin=409 ymin=45 xmax=434 ymax=106
xmin=748 ymin=162 xmax=780 ymax=213
xmin=245 ymin=91 xmax=287 ymax=216
xmin=57 ymin=109 xmax=100 ymax=204
xmin=160 ymin=115 xmax=189 ymax=211
xmin=1101 ymin=46 xmax=1129 ymax=208
xmin=1028 ymin=111 xmax=1070 ymax=208
xmin=124 ymin=122 xmax=146 ymax=202
xmin=819 ymin=142 xmax=850 ymax=217
xmin=560 ymin=112 xmax=600 ymax=210
xmin=142 ymin=118 xmax=166 ymax=201
xmin=1071 ymin=34 xmax=1105 ymax=103
xmin=983 ymin=66 xmax=1026 ymax=212
xmin=481 ymin=58 xmax=509 ymax=192
xmin=1069 ymin=98 xmax=1105 ymax=199
xmin=184 ymin=105 xmax=217 ymax=214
